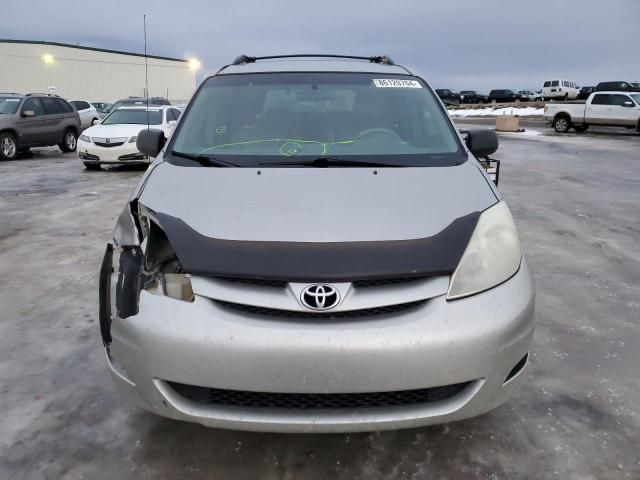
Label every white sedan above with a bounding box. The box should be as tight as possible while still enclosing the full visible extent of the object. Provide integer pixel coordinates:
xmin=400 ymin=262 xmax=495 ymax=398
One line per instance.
xmin=77 ymin=105 xmax=181 ymax=170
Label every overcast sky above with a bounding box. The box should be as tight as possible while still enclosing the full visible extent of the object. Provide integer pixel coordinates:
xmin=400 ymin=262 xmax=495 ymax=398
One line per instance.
xmin=3 ymin=0 xmax=639 ymax=91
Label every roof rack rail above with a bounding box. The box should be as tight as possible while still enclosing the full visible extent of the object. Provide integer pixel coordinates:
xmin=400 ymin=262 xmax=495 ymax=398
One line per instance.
xmin=26 ymin=92 xmax=61 ymax=97
xmin=0 ymin=92 xmax=21 ymax=95
xmin=231 ymin=54 xmax=396 ymax=66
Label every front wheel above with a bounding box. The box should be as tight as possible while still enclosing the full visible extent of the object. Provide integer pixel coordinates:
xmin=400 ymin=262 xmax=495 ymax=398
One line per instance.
xmin=0 ymin=132 xmax=18 ymax=160
xmin=553 ymin=116 xmax=571 ymax=133
xmin=574 ymin=125 xmax=589 ymax=132
xmin=59 ymin=129 xmax=77 ymax=152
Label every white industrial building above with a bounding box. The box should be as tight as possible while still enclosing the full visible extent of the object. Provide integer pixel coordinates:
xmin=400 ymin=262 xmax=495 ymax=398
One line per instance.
xmin=0 ymin=39 xmax=197 ymax=104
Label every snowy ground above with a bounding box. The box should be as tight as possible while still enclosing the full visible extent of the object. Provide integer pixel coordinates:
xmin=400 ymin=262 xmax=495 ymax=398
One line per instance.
xmin=449 ymin=106 xmax=543 ymax=117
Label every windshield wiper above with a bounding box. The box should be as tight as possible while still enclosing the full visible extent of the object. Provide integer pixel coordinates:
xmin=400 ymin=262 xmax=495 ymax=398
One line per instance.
xmin=258 ymin=157 xmax=400 ymax=168
xmin=170 ymin=150 xmax=239 ymax=167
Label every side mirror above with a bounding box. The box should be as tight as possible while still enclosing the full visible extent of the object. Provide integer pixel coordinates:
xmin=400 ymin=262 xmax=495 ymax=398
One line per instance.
xmin=22 ymin=110 xmax=35 ymax=117
xmin=465 ymin=129 xmax=499 ymax=158
xmin=136 ymin=128 xmax=166 ymax=158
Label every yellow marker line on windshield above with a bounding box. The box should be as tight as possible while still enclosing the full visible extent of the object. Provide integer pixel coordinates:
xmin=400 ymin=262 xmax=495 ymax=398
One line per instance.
xmin=198 ymin=138 xmax=357 ymax=154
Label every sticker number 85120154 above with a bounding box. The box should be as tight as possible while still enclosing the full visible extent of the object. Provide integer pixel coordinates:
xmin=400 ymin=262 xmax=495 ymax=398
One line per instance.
xmin=372 ymin=79 xmax=422 ymax=88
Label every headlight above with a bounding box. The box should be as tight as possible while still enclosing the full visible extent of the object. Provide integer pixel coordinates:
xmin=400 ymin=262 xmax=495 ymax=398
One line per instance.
xmin=79 ymin=134 xmax=90 ymax=142
xmin=128 ymin=136 xmax=137 ymax=143
xmin=447 ymin=201 xmax=522 ymax=300
xmin=146 ymin=273 xmax=194 ymax=302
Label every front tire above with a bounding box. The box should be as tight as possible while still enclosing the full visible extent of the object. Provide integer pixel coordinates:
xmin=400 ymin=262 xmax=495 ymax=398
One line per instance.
xmin=0 ymin=132 xmax=18 ymax=160
xmin=553 ymin=115 xmax=571 ymax=133
xmin=59 ymin=129 xmax=77 ymax=152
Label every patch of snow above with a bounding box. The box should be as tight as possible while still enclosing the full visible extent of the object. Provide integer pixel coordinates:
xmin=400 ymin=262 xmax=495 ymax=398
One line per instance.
xmin=449 ymin=106 xmax=543 ymax=117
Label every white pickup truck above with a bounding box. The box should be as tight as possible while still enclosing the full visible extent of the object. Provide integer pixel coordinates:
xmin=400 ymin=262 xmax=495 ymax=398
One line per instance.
xmin=544 ymin=91 xmax=640 ymax=133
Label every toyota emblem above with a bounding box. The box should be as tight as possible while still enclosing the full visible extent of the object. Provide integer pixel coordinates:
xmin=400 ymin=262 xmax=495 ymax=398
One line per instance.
xmin=300 ymin=284 xmax=340 ymax=311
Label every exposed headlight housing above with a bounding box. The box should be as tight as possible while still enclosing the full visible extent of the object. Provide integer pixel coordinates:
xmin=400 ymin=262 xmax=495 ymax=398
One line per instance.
xmin=447 ymin=201 xmax=522 ymax=300
xmin=146 ymin=273 xmax=194 ymax=302
xmin=128 ymin=136 xmax=137 ymax=143
xmin=79 ymin=134 xmax=91 ymax=142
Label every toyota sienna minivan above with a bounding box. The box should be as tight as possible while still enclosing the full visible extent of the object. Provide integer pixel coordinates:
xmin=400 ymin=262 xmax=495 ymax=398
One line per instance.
xmin=99 ymin=54 xmax=535 ymax=433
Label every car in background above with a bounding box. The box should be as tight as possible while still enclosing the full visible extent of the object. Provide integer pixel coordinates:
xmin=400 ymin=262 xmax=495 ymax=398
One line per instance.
xmin=0 ymin=93 xmax=80 ymax=160
xmin=488 ymin=89 xmax=519 ymax=103
xmin=92 ymin=102 xmax=112 ymax=116
xmin=541 ymin=80 xmax=579 ymax=100
xmin=106 ymin=97 xmax=171 ymax=114
xmin=578 ymin=86 xmax=595 ymax=100
xmin=544 ymin=91 xmax=640 ymax=133
xmin=459 ymin=91 xmax=488 ymax=104
xmin=516 ymin=90 xmax=541 ymax=102
xmin=78 ymin=105 xmax=181 ymax=170
xmin=70 ymin=100 xmax=100 ymax=129
xmin=594 ymin=81 xmax=640 ymax=93
xmin=435 ymin=89 xmax=460 ymax=106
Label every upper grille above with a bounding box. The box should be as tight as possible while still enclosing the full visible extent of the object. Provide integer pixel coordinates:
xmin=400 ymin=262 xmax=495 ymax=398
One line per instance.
xmin=213 ymin=277 xmax=287 ymax=288
xmin=92 ymin=137 xmax=127 ymax=148
xmin=94 ymin=141 xmax=125 ymax=148
xmin=213 ymin=299 xmax=426 ymax=319
xmin=211 ymin=276 xmax=430 ymax=289
xmin=353 ymin=276 xmax=430 ymax=288
xmin=166 ymin=381 xmax=472 ymax=410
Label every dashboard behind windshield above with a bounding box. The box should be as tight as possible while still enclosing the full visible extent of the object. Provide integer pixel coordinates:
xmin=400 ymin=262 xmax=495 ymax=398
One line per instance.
xmin=169 ymin=72 xmax=465 ymax=167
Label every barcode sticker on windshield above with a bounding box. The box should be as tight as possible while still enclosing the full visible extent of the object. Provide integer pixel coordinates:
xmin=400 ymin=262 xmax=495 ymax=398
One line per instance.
xmin=372 ymin=79 xmax=422 ymax=88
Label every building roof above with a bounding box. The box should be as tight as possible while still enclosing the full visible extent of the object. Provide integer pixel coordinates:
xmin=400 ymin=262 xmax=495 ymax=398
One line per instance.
xmin=0 ymin=38 xmax=187 ymax=63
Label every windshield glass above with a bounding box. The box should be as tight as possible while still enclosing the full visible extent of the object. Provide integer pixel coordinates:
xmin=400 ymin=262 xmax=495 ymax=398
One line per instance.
xmin=102 ymin=109 xmax=162 ymax=125
xmin=170 ymin=73 xmax=464 ymax=167
xmin=0 ymin=97 xmax=21 ymax=114
xmin=631 ymin=94 xmax=640 ymax=105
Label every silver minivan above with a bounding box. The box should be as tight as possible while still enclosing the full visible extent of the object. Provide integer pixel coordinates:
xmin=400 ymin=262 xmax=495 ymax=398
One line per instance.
xmin=99 ymin=54 xmax=535 ymax=433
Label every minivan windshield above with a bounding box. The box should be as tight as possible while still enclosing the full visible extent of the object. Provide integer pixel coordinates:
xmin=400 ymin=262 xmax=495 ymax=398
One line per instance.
xmin=102 ymin=108 xmax=162 ymax=125
xmin=0 ymin=97 xmax=21 ymax=114
xmin=169 ymin=73 xmax=465 ymax=167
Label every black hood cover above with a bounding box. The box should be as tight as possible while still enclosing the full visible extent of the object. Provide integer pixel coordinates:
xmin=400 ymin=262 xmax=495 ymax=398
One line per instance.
xmin=155 ymin=211 xmax=479 ymax=282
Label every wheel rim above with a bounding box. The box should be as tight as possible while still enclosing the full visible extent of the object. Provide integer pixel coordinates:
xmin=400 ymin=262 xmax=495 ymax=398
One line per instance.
xmin=1 ymin=137 xmax=16 ymax=157
xmin=65 ymin=132 xmax=76 ymax=150
xmin=556 ymin=119 xmax=567 ymax=131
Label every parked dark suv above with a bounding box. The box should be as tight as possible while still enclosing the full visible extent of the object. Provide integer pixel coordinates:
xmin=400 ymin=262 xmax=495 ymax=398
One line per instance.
xmin=459 ymin=90 xmax=488 ymax=104
xmin=488 ymin=90 xmax=518 ymax=103
xmin=434 ymin=89 xmax=460 ymax=106
xmin=106 ymin=97 xmax=171 ymax=114
xmin=594 ymin=81 xmax=640 ymax=93
xmin=578 ymin=86 xmax=595 ymax=100
xmin=0 ymin=93 xmax=80 ymax=160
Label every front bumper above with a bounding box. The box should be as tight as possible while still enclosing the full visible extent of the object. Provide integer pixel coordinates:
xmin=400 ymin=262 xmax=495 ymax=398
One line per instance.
xmin=107 ymin=260 xmax=535 ymax=433
xmin=78 ymin=140 xmax=149 ymax=165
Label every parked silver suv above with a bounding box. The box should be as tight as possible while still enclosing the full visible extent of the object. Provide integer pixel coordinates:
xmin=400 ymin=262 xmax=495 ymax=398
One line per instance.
xmin=100 ymin=54 xmax=535 ymax=433
xmin=0 ymin=93 xmax=80 ymax=160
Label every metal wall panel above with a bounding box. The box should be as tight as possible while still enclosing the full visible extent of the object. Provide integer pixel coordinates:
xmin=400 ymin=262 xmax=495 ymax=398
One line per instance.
xmin=0 ymin=41 xmax=196 ymax=103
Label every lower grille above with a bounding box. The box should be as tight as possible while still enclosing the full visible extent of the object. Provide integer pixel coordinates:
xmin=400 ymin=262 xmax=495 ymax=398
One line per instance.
xmin=166 ymin=381 xmax=472 ymax=410
xmin=213 ymin=299 xmax=426 ymax=319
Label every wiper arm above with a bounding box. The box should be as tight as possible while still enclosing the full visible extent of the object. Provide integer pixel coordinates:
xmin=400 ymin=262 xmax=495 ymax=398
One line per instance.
xmin=170 ymin=150 xmax=239 ymax=167
xmin=259 ymin=157 xmax=400 ymax=167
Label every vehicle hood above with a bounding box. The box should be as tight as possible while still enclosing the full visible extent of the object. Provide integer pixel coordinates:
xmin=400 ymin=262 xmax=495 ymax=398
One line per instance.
xmin=83 ymin=123 xmax=150 ymax=139
xmin=137 ymin=160 xmax=497 ymax=243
